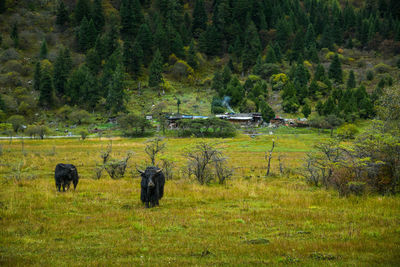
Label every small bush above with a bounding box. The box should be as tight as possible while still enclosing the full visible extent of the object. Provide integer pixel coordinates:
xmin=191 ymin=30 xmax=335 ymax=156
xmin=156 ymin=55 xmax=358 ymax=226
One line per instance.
xmin=337 ymin=123 xmax=359 ymax=139
xmin=104 ymin=152 xmax=132 ymax=180
xmin=366 ymin=70 xmax=374 ymax=81
xmin=0 ymin=48 xmax=20 ymax=63
xmin=80 ymin=130 xmax=89 ymax=140
xmin=348 ymin=181 xmax=366 ymax=196
xmin=374 ymin=63 xmax=390 ymax=74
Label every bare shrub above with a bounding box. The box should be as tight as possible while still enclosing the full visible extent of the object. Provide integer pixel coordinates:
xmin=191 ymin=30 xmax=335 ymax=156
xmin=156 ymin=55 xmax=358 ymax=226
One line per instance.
xmin=145 ymin=136 xmax=166 ymax=166
xmin=104 ymin=152 xmax=133 ymax=180
xmin=185 ymin=141 xmax=232 ymax=185
xmin=160 ymin=156 xmax=175 ymax=180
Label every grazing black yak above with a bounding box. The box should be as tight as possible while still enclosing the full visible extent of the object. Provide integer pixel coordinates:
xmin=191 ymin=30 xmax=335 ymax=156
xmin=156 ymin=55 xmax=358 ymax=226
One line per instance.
xmin=55 ymin=163 xmax=79 ymax=192
xmin=137 ymin=167 xmax=165 ymax=208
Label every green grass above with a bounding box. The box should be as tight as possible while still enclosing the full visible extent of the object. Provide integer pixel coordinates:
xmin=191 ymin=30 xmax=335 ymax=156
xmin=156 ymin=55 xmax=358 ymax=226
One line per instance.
xmin=1 ymin=134 xmax=399 ymax=266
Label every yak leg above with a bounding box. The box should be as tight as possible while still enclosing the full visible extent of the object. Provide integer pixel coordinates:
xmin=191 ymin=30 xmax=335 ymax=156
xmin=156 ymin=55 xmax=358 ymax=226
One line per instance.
xmin=56 ymin=183 xmax=61 ymax=192
xmin=145 ymin=202 xmax=149 ymax=208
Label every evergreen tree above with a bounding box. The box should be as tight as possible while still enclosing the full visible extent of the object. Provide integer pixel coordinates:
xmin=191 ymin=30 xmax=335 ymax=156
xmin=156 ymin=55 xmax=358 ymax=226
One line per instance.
xmin=275 ymin=18 xmax=290 ymax=49
xmin=92 ymin=0 xmax=105 ymax=32
xmin=106 ymin=64 xmax=126 ymax=113
xmin=187 ymin=39 xmax=198 ymax=70
xmin=171 ymin=32 xmax=185 ymax=59
xmin=294 ymin=62 xmax=311 ymax=87
xmin=260 ymin=101 xmax=275 ymax=122
xmin=308 ymin=79 xmax=319 ymax=98
xmin=53 ymin=47 xmax=72 ymax=96
xmin=226 ymin=76 xmax=244 ymax=106
xmin=222 ymin=65 xmax=232 ymax=87
xmin=33 ymin=61 xmax=41 ymax=92
xmin=192 ymin=0 xmax=207 ymax=37
xmin=39 ymin=39 xmax=48 ymax=59
xmin=328 ymin=54 xmax=343 ymax=84
xmin=323 ymin=96 xmax=337 ymax=116
xmin=56 ymin=0 xmax=69 ymax=26
xmin=154 ymin=22 xmax=169 ymax=61
xmin=148 ymin=49 xmax=164 ymax=88
xmin=132 ymin=40 xmax=144 ymax=75
xmin=137 ymin=23 xmax=153 ymax=64
xmin=0 ymin=0 xmax=5 ymax=14
xmin=242 ymin=21 xmax=261 ymax=71
xmin=265 ymin=45 xmax=277 ymax=63
xmin=302 ymin=102 xmax=312 ymax=118
xmin=74 ymin=0 xmax=91 ymax=25
xmin=211 ymin=70 xmax=224 ymax=96
xmin=67 ymin=65 xmax=99 ymax=108
xmin=202 ymin=24 xmax=223 ymax=56
xmin=320 ymin=24 xmax=334 ymax=50
xmin=87 ymin=19 xmax=97 ymax=48
xmin=104 ymin=23 xmax=119 ymax=58
xmin=347 ymin=70 xmax=356 ymax=89
xmin=77 ymin=17 xmax=90 ymax=52
xmin=39 ymin=67 xmax=54 ymax=108
xmin=10 ymin=23 xmax=18 ymax=48
xmin=304 ymin=23 xmax=316 ymax=49
xmin=314 ymin=64 xmax=326 ymax=81
xmin=120 ymin=0 xmax=144 ymax=39
xmin=86 ymin=48 xmax=101 ymax=74
xmin=273 ymin=42 xmax=282 ymax=63
xmin=253 ymin=55 xmax=263 ymax=75
xmin=100 ymin=50 xmax=121 ymax=97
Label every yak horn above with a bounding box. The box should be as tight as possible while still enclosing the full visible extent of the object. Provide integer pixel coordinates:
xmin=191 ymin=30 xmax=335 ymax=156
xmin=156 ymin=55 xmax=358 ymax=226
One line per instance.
xmin=137 ymin=168 xmax=144 ymax=174
xmin=156 ymin=168 xmax=163 ymax=173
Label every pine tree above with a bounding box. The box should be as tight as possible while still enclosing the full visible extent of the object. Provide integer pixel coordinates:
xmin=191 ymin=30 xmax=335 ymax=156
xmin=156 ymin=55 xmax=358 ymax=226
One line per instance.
xmin=347 ymin=70 xmax=356 ymax=89
xmin=187 ymin=39 xmax=198 ymax=70
xmin=301 ymin=102 xmax=312 ymax=118
xmin=314 ymin=64 xmax=326 ymax=81
xmin=77 ymin=17 xmax=90 ymax=52
xmin=328 ymin=54 xmax=343 ymax=84
xmin=308 ymin=79 xmax=319 ymax=98
xmin=275 ymin=18 xmax=290 ymax=49
xmin=253 ymin=55 xmax=263 ymax=75
xmin=56 ymin=0 xmax=69 ymax=26
xmin=226 ymin=76 xmax=244 ymax=106
xmin=153 ymin=22 xmax=169 ymax=61
xmin=39 ymin=39 xmax=48 ymax=59
xmin=0 ymin=0 xmax=5 ymax=14
xmin=260 ymin=101 xmax=275 ymax=122
xmin=86 ymin=48 xmax=101 ymax=74
xmin=294 ymin=62 xmax=311 ymax=87
xmin=265 ymin=45 xmax=277 ymax=63
xmin=54 ymin=47 xmax=72 ymax=96
xmin=320 ymin=24 xmax=334 ymax=50
xmin=120 ymin=0 xmax=144 ymax=39
xmin=222 ymin=65 xmax=232 ymax=87
xmin=106 ymin=64 xmax=125 ymax=112
xmin=67 ymin=65 xmax=99 ymax=107
xmin=148 ymin=49 xmax=164 ymax=88
xmin=171 ymin=32 xmax=185 ymax=59
xmin=104 ymin=23 xmax=119 ymax=58
xmin=39 ymin=67 xmax=54 ymax=108
xmin=87 ymin=19 xmax=97 ymax=49
xmin=10 ymin=23 xmax=18 ymax=48
xmin=304 ymin=23 xmax=316 ymax=49
xmin=192 ymin=0 xmax=207 ymax=37
xmin=74 ymin=0 xmax=91 ymax=25
xmin=100 ymin=50 xmax=122 ymax=97
xmin=242 ymin=21 xmax=261 ymax=71
xmin=137 ymin=23 xmax=153 ymax=64
xmin=33 ymin=61 xmax=41 ymax=92
xmin=211 ymin=70 xmax=224 ymax=96
xmin=92 ymin=0 xmax=105 ymax=32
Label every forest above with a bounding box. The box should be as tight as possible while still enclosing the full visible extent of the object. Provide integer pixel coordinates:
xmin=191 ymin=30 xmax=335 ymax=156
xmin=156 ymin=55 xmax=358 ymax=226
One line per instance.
xmin=0 ymin=0 xmax=400 ymax=265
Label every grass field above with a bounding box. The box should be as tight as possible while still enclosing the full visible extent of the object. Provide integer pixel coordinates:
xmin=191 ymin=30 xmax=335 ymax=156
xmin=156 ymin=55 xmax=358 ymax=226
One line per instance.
xmin=1 ymin=133 xmax=399 ymax=266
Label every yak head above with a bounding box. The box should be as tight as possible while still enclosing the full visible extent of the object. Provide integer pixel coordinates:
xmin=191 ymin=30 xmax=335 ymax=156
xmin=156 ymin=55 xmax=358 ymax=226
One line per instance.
xmin=138 ymin=167 xmax=162 ymax=188
xmin=69 ymin=165 xmax=79 ymax=189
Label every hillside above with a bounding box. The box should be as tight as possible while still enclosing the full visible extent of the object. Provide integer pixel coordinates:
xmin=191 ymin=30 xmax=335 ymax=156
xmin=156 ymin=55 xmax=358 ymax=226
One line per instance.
xmin=0 ymin=0 xmax=399 ymax=135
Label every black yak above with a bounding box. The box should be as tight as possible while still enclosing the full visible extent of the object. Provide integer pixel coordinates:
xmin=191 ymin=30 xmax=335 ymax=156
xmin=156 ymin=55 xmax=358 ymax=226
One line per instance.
xmin=55 ymin=163 xmax=79 ymax=192
xmin=137 ymin=167 xmax=165 ymax=208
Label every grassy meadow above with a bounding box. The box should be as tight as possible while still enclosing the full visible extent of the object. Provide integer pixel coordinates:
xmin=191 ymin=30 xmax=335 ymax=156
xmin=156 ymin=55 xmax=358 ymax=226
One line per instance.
xmin=1 ymin=132 xmax=400 ymax=266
